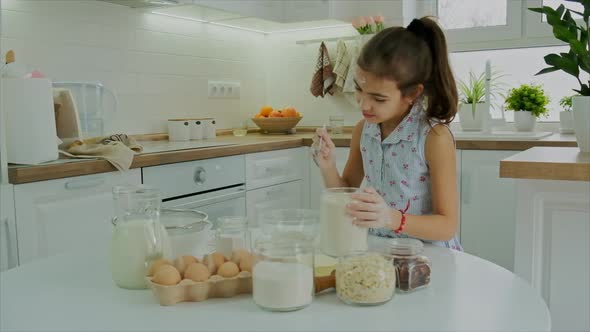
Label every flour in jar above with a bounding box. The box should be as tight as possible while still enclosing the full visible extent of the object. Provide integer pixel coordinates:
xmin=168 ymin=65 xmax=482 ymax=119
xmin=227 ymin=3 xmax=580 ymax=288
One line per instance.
xmin=320 ymin=189 xmax=368 ymax=257
xmin=252 ymin=261 xmax=314 ymax=311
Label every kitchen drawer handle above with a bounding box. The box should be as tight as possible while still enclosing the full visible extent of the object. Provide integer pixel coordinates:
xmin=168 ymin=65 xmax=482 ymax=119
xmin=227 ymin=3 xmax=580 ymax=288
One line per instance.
xmin=64 ymin=177 xmax=105 ymax=190
xmin=2 ymin=218 xmax=16 ymax=269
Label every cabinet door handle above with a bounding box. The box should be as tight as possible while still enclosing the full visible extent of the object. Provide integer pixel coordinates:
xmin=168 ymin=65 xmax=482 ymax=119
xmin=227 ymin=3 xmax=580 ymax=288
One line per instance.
xmin=2 ymin=218 xmax=16 ymax=269
xmin=64 ymin=177 xmax=105 ymax=190
xmin=462 ymin=171 xmax=471 ymax=205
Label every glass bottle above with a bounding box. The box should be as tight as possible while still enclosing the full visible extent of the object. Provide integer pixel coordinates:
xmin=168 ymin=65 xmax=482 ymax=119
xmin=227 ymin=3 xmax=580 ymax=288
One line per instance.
xmin=386 ymin=238 xmax=432 ymax=292
xmin=110 ymin=185 xmax=170 ymax=289
xmin=215 ymin=216 xmax=250 ymax=257
xmin=320 ymin=187 xmax=368 ymax=257
xmin=252 ymin=238 xmax=315 ymax=311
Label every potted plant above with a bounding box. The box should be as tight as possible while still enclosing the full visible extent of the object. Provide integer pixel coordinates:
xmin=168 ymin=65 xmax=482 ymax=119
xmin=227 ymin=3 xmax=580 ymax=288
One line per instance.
xmin=457 ymin=69 xmax=506 ymax=131
xmin=504 ymin=84 xmax=550 ymax=131
xmin=529 ymin=1 xmax=590 ymax=151
xmin=559 ymin=95 xmax=576 ymax=134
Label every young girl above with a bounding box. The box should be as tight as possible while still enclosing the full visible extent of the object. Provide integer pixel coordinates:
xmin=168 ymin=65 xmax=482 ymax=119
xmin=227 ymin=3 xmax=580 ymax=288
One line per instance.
xmin=313 ymin=17 xmax=462 ymax=250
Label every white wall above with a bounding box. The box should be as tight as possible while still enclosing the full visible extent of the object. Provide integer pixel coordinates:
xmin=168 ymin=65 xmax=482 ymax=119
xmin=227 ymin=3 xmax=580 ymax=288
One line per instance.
xmin=0 ymin=0 xmax=266 ymax=135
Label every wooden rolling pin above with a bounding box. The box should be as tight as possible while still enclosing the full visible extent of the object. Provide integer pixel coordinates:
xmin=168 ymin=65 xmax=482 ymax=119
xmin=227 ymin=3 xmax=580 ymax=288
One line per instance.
xmin=314 ymin=270 xmax=336 ymax=294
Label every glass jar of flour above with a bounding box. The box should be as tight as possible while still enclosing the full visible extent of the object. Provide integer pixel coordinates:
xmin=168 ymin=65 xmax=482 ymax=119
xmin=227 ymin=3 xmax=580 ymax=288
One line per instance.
xmin=252 ymin=239 xmax=315 ymax=312
xmin=320 ymin=187 xmax=368 ymax=257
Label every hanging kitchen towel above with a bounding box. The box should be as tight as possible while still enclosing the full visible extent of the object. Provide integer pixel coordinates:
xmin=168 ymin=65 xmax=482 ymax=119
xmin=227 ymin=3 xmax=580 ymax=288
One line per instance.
xmin=59 ymin=134 xmax=143 ymax=171
xmin=343 ymin=41 xmax=359 ymax=94
xmin=310 ymin=42 xmax=335 ymax=97
xmin=333 ymin=40 xmax=350 ymax=92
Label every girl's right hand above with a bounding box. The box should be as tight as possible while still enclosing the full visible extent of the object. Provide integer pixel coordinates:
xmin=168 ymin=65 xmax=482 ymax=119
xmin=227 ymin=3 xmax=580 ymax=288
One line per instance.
xmin=311 ymin=127 xmax=336 ymax=169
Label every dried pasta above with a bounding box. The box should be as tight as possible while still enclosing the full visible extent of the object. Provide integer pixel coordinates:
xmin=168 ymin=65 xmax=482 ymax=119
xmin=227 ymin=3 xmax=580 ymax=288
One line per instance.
xmin=335 ymin=253 xmax=396 ymax=304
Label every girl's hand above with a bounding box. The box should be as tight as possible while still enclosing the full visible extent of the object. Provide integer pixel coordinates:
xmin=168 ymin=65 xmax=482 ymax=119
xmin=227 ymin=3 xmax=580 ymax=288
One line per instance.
xmin=347 ymin=187 xmax=401 ymax=229
xmin=311 ymin=127 xmax=336 ymax=169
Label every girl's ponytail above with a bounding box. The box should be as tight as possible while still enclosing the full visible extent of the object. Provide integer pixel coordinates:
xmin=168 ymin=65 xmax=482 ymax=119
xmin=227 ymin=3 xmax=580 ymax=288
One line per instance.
xmin=416 ymin=17 xmax=458 ymax=124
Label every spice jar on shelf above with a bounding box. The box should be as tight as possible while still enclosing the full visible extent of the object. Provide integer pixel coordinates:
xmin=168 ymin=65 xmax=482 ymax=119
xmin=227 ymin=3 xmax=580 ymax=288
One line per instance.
xmin=252 ymin=239 xmax=315 ymax=312
xmin=385 ymin=238 xmax=431 ymax=292
xmin=329 ymin=115 xmax=344 ymax=134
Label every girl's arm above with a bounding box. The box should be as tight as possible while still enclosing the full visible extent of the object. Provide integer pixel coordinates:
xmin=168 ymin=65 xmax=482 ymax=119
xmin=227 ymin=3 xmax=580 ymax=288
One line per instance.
xmin=348 ymin=124 xmax=458 ymax=242
xmin=314 ymin=120 xmax=365 ymax=188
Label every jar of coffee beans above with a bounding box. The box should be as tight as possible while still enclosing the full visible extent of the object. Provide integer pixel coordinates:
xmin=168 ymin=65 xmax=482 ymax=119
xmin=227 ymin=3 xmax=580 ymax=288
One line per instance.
xmin=384 ymin=238 xmax=431 ymax=292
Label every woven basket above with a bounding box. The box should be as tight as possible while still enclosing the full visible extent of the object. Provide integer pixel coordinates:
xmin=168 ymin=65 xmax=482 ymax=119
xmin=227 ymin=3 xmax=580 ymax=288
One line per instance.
xmin=251 ymin=116 xmax=302 ymax=134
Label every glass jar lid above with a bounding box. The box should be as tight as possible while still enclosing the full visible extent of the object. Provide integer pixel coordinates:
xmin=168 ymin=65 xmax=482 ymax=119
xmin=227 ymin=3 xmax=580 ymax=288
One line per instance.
xmin=160 ymin=208 xmax=210 ymax=234
xmin=385 ymin=238 xmax=424 ymax=256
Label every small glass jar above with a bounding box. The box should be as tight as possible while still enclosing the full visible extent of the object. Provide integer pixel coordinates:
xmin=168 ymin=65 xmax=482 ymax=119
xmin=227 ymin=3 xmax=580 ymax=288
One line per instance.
xmin=320 ymin=187 xmax=368 ymax=257
xmin=335 ymin=251 xmax=396 ymax=306
xmin=215 ymin=216 xmax=250 ymax=258
xmin=329 ymin=115 xmax=344 ymax=134
xmin=386 ymin=238 xmax=432 ymax=292
xmin=160 ymin=208 xmax=211 ymax=258
xmin=252 ymin=239 xmax=315 ymax=312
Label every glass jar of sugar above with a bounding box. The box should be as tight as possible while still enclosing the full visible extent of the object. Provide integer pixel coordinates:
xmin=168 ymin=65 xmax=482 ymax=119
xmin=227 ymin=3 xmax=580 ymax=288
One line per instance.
xmin=320 ymin=187 xmax=368 ymax=257
xmin=252 ymin=239 xmax=315 ymax=312
xmin=215 ymin=216 xmax=250 ymax=258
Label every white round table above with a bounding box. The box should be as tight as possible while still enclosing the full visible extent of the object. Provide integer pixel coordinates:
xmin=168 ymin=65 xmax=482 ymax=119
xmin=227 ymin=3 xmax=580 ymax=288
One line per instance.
xmin=0 ymin=246 xmax=550 ymax=332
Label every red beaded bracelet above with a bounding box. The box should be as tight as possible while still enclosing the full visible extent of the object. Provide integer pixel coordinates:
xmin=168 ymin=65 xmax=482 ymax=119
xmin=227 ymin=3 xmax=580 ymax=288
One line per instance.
xmin=394 ymin=200 xmax=411 ymax=234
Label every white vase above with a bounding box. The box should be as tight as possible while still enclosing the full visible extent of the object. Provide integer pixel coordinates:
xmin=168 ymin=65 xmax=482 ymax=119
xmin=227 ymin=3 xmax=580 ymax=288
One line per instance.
xmin=514 ymin=111 xmax=536 ymax=132
xmin=458 ymin=103 xmax=485 ymax=131
xmin=572 ymin=96 xmax=590 ymax=152
xmin=559 ymin=111 xmax=574 ymax=134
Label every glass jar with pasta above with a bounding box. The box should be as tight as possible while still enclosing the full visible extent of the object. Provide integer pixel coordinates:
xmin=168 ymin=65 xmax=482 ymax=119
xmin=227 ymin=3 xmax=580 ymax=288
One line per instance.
xmin=335 ymin=251 xmax=396 ymax=306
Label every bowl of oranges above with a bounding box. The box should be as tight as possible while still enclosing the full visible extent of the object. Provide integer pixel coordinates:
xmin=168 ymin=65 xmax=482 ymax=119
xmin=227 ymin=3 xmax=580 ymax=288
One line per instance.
xmin=252 ymin=106 xmax=302 ymax=134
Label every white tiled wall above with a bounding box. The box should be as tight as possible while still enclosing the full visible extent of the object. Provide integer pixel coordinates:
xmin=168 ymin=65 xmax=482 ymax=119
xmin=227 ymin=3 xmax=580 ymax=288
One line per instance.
xmin=0 ymin=0 xmax=266 ymax=134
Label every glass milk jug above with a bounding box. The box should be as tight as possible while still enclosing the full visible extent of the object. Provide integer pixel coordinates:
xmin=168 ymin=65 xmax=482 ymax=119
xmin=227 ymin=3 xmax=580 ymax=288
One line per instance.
xmin=110 ymin=185 xmax=171 ymax=289
xmin=320 ymin=187 xmax=368 ymax=257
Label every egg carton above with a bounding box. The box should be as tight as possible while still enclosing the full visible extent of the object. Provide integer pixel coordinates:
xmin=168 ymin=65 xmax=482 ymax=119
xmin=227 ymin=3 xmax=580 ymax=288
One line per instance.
xmin=146 ymin=271 xmax=252 ymax=306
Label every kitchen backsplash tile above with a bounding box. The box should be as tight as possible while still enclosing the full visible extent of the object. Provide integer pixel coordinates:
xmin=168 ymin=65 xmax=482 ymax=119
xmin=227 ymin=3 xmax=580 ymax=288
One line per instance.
xmin=0 ymin=0 xmax=266 ymax=134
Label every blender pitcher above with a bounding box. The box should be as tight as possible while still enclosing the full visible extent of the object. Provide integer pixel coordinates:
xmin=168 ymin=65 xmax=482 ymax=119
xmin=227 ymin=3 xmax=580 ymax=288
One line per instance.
xmin=110 ymin=185 xmax=171 ymax=289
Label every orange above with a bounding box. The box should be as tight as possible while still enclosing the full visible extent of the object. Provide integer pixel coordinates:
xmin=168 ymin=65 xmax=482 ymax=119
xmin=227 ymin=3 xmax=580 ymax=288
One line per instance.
xmin=282 ymin=107 xmax=298 ymax=118
xmin=269 ymin=110 xmax=283 ymax=118
xmin=254 ymin=114 xmax=264 ymax=118
xmin=259 ymin=106 xmax=273 ymax=117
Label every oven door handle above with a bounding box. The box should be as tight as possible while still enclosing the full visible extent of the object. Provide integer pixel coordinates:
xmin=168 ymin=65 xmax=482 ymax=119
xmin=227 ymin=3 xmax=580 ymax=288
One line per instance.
xmin=189 ymin=188 xmax=246 ymax=207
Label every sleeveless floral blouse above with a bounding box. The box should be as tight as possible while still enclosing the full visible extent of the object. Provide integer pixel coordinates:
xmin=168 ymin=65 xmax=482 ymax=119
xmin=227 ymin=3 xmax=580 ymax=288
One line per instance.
xmin=360 ymin=103 xmax=463 ymax=250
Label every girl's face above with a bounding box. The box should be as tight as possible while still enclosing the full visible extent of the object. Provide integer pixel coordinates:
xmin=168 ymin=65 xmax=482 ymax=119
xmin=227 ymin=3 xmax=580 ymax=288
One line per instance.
xmin=354 ymin=67 xmax=417 ymax=124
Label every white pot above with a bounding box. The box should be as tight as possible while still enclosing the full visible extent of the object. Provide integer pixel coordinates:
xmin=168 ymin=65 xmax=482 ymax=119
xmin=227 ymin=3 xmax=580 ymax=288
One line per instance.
xmin=559 ymin=111 xmax=574 ymax=134
xmin=514 ymin=111 xmax=536 ymax=132
xmin=458 ymin=103 xmax=485 ymax=131
xmin=572 ymin=96 xmax=590 ymax=152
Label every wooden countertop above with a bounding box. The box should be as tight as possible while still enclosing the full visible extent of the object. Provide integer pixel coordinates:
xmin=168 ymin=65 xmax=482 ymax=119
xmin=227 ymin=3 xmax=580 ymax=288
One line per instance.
xmin=500 ymin=147 xmax=590 ymax=181
xmin=8 ymin=132 xmax=578 ymax=184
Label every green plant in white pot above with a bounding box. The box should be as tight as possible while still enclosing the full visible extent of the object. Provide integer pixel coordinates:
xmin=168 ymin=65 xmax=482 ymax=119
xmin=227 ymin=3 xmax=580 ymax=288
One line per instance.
xmin=505 ymin=84 xmax=550 ymax=132
xmin=457 ymin=69 xmax=506 ymax=131
xmin=529 ymin=1 xmax=590 ymax=151
xmin=559 ymin=95 xmax=576 ymax=133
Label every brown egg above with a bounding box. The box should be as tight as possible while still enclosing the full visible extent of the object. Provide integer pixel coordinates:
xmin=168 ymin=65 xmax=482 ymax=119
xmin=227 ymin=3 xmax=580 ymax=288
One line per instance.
xmin=147 ymin=258 xmax=172 ymax=276
xmin=217 ymin=261 xmax=240 ymax=278
xmin=231 ymin=249 xmax=251 ymax=265
xmin=174 ymin=256 xmax=199 ymax=276
xmin=152 ymin=265 xmax=181 ymax=285
xmin=203 ymin=252 xmax=226 ymax=274
xmin=184 ymin=263 xmax=210 ymax=282
xmin=239 ymin=255 xmax=253 ymax=272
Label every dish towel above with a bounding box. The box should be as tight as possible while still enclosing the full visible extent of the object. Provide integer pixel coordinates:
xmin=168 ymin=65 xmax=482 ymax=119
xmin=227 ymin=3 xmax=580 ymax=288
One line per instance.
xmin=310 ymin=42 xmax=335 ymax=97
xmin=59 ymin=134 xmax=143 ymax=171
xmin=333 ymin=40 xmax=351 ymax=93
xmin=342 ymin=41 xmax=360 ymax=106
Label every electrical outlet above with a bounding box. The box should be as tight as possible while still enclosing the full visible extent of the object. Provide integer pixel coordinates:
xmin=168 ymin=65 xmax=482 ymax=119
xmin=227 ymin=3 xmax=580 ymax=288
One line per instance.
xmin=208 ymin=81 xmax=240 ymax=99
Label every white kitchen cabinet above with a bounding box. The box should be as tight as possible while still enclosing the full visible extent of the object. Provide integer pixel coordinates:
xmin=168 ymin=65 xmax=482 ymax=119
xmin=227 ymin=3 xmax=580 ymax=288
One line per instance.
xmin=309 ymin=147 xmax=350 ymax=210
xmin=460 ymin=150 xmax=518 ymax=271
xmin=513 ymin=179 xmax=590 ymax=332
xmin=245 ymin=148 xmax=304 ymax=191
xmin=14 ymin=170 xmax=141 ymax=264
xmin=1 ymin=184 xmax=18 ymax=271
xmin=246 ymin=180 xmax=302 ymax=227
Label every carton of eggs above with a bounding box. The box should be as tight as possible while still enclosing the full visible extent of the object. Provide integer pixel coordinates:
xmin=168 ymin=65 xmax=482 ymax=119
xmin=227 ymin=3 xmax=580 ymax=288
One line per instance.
xmin=146 ymin=250 xmax=253 ymax=306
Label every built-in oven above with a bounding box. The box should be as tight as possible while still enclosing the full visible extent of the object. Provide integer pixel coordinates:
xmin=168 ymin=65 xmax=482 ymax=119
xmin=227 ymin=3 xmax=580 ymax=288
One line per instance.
xmin=142 ymin=155 xmax=246 ymax=228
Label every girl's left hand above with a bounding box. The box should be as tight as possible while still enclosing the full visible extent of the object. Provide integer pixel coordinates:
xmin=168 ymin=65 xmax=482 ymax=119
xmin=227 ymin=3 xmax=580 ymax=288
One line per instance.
xmin=347 ymin=187 xmax=400 ymax=229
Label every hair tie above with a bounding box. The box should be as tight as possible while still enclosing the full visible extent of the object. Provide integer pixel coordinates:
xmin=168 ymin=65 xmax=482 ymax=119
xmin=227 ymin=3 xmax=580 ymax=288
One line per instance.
xmin=406 ymin=19 xmax=430 ymax=43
